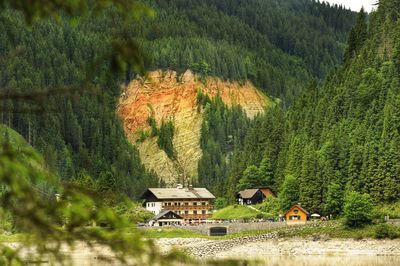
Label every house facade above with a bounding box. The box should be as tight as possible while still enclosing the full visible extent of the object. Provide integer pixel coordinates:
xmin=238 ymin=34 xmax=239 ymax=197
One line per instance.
xmin=237 ymin=187 xmax=275 ymax=205
xmin=284 ymin=204 xmax=309 ymax=224
xmin=148 ymin=210 xmax=184 ymax=227
xmin=141 ymin=186 xmax=215 ymax=223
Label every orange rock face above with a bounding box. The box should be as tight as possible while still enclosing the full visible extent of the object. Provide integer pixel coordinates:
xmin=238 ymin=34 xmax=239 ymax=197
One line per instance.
xmin=118 ymin=70 xmax=270 ymax=138
xmin=117 ymin=70 xmax=272 ymax=184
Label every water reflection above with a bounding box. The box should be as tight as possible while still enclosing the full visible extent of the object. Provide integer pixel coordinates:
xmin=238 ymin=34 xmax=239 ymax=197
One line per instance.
xmin=68 ymin=255 xmax=400 ymax=266
xmin=259 ymin=255 xmax=400 ymax=266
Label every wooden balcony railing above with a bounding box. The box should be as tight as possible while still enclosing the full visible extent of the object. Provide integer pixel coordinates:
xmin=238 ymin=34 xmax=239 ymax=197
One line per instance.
xmin=162 ymin=205 xmax=213 ymax=211
xmin=181 ymin=214 xmax=212 ymax=220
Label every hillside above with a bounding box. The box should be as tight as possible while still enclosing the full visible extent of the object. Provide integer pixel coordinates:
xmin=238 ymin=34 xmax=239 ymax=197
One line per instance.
xmin=225 ymin=0 xmax=400 ymax=213
xmin=138 ymin=0 xmax=357 ymax=103
xmin=118 ymin=70 xmax=273 ymax=185
xmin=0 ymin=0 xmax=357 ymax=199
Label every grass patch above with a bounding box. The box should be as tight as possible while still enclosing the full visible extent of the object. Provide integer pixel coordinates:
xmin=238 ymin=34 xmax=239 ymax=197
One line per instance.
xmin=373 ymin=203 xmax=400 ymax=219
xmin=141 ymin=228 xmax=205 ymax=239
xmin=211 ymin=205 xmax=262 ymax=220
xmin=279 ymin=222 xmax=400 ymax=240
xmin=140 ymin=221 xmax=400 ymax=240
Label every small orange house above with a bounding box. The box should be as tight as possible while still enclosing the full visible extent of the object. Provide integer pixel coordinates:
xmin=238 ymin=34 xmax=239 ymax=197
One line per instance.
xmin=284 ymin=204 xmax=309 ymax=224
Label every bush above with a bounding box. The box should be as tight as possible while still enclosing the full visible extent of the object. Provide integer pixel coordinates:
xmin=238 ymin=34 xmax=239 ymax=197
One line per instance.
xmin=374 ymin=223 xmax=399 ymax=239
xmin=214 ymin=197 xmax=228 ymax=210
xmin=343 ymin=191 xmax=373 ymax=228
xmin=256 ymin=197 xmax=280 ymax=217
xmin=372 ymin=202 xmax=400 ymax=219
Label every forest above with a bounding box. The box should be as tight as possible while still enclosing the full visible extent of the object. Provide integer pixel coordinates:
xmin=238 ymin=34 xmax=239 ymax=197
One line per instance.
xmin=203 ymin=0 xmax=400 ymax=217
xmin=0 ymin=0 xmax=357 ymax=201
xmin=139 ymin=0 xmax=357 ymax=104
xmin=1 ymin=0 xmax=400 ymax=263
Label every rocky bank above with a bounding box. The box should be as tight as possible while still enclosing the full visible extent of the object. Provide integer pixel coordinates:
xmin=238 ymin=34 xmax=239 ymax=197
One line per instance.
xmin=156 ymin=236 xmax=400 ymax=259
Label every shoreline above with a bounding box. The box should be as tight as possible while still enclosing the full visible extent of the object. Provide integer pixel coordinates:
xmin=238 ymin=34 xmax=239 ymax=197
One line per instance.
xmin=155 ymin=237 xmax=400 ymax=258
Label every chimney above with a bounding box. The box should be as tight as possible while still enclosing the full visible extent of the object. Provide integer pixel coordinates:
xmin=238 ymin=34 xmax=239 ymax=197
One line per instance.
xmin=177 ymin=184 xmax=183 ymax=189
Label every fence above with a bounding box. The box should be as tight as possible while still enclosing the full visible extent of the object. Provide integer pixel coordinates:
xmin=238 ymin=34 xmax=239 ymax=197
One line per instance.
xmin=141 ymin=221 xmax=287 ymax=235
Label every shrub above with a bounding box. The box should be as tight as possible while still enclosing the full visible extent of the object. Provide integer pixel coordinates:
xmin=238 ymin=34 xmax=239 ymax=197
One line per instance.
xmin=343 ymin=191 xmax=373 ymax=228
xmin=374 ymin=223 xmax=399 ymax=239
xmin=256 ymin=197 xmax=280 ymax=217
xmin=213 ymin=197 xmax=228 ymax=210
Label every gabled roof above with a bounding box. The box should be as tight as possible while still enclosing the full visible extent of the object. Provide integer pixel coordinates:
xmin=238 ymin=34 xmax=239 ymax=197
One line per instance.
xmin=238 ymin=189 xmax=260 ymax=199
xmin=150 ymin=210 xmax=183 ymax=221
xmin=259 ymin=187 xmax=276 ymax=197
xmin=141 ymin=187 xmax=215 ymax=200
xmin=284 ymin=204 xmax=310 ymax=216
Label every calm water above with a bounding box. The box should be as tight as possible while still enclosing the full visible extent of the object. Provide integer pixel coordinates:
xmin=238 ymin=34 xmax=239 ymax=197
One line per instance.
xmin=67 ymin=255 xmax=400 ymax=266
xmin=259 ymin=256 xmax=400 ymax=266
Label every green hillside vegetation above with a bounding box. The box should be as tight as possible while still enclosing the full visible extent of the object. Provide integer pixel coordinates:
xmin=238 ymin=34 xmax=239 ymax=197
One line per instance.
xmin=0 ymin=7 xmax=159 ymax=198
xmin=0 ymin=0 xmax=357 ymax=201
xmin=221 ymin=0 xmax=400 ymax=217
xmin=0 ymin=124 xmax=39 ymax=160
xmin=138 ymin=0 xmax=357 ymax=103
xmin=211 ymin=205 xmax=271 ymax=220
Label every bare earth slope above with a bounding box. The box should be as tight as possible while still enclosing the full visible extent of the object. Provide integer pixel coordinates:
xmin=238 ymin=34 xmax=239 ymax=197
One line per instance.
xmin=117 ymin=70 xmax=272 ymax=185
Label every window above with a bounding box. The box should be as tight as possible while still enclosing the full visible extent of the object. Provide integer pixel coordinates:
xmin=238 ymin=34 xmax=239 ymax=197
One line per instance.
xmin=289 ymin=215 xmax=300 ymax=220
xmin=294 ymin=209 xmax=299 ymax=214
xmin=185 ymin=211 xmax=188 ymax=215
xmin=202 ymin=202 xmax=206 ymax=206
xmin=185 ymin=202 xmax=189 ymax=206
xmin=193 ymin=202 xmax=197 ymax=206
xmin=202 ymin=210 xmax=206 ymax=214
xmin=193 ymin=210 xmax=197 ymax=215
xmin=147 ymin=203 xmax=150 ymax=207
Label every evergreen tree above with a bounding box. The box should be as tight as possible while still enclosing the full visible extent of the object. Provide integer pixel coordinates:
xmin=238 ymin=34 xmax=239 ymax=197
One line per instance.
xmin=279 ymin=175 xmax=300 ymax=211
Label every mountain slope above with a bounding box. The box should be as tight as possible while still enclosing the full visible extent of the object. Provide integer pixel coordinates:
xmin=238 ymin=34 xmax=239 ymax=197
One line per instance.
xmin=137 ymin=0 xmax=357 ymax=103
xmin=118 ymin=70 xmax=273 ymax=185
xmin=227 ymin=0 xmax=400 ymax=212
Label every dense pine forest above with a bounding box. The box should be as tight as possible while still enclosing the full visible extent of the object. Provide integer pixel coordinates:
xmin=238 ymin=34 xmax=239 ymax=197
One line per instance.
xmin=139 ymin=0 xmax=357 ymax=103
xmin=212 ymin=0 xmax=400 ymax=216
xmin=0 ymin=0 xmax=357 ymax=199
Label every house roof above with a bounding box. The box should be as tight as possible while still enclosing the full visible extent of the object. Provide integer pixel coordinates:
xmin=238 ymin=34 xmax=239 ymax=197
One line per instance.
xmin=238 ymin=189 xmax=259 ymax=199
xmin=284 ymin=204 xmax=310 ymax=216
xmin=259 ymin=187 xmax=276 ymax=197
xmin=142 ymin=187 xmax=215 ymax=200
xmin=150 ymin=210 xmax=183 ymax=221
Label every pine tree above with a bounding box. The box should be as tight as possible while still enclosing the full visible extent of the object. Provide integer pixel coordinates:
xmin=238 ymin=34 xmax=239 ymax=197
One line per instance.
xmin=279 ymin=175 xmax=300 ymax=211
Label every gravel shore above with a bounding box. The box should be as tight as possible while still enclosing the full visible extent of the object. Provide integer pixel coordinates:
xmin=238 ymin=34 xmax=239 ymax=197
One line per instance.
xmin=156 ymin=236 xmax=400 ymax=258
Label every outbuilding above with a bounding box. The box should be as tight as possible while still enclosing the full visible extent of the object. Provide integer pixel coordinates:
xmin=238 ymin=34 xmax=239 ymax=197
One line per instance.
xmin=284 ymin=204 xmax=309 ymax=224
xmin=237 ymin=187 xmax=276 ymax=205
xmin=148 ymin=210 xmax=184 ymax=227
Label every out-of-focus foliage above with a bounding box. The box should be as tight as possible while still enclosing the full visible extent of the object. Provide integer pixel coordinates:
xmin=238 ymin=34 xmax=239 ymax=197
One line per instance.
xmin=0 ymin=1 xmax=182 ymax=264
xmin=0 ymin=126 xmax=187 ymax=264
xmin=0 ymin=2 xmax=159 ymax=197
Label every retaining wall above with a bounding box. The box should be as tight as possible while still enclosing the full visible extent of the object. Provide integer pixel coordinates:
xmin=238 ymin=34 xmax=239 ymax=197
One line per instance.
xmin=142 ymin=221 xmax=287 ymax=235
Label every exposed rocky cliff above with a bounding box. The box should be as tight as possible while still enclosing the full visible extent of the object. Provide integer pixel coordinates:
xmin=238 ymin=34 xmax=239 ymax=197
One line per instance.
xmin=117 ymin=70 xmax=273 ymax=185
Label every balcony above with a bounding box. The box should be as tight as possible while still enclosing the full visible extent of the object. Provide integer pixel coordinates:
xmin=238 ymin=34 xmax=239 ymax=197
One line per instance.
xmin=162 ymin=205 xmax=212 ymax=211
